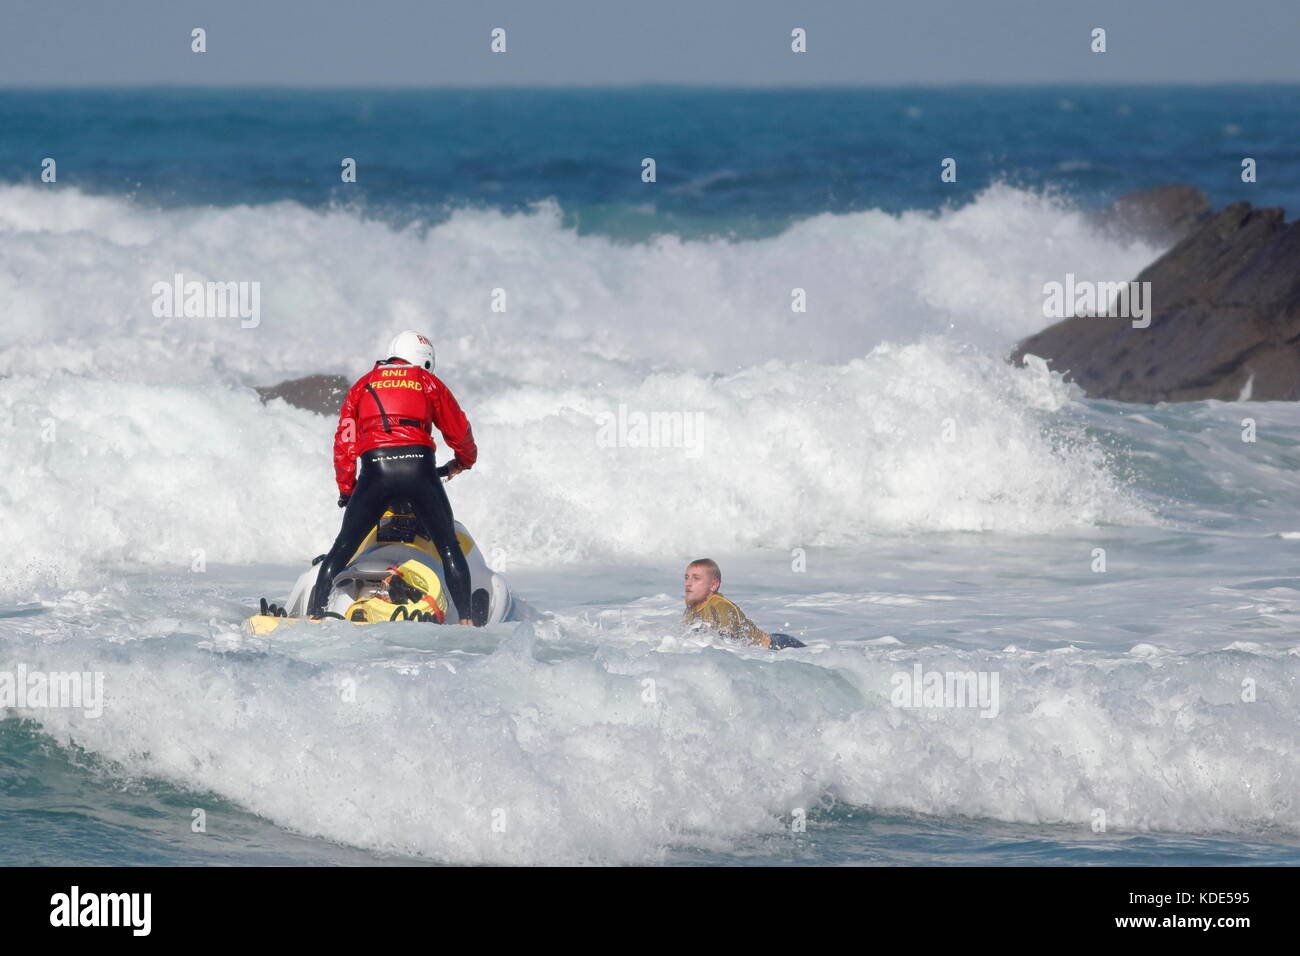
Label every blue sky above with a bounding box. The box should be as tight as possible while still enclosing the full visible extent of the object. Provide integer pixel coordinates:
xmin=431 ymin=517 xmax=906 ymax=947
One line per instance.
xmin=2 ymin=0 xmax=1297 ymax=86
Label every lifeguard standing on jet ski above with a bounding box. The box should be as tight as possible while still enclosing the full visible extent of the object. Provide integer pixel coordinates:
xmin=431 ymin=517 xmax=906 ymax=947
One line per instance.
xmin=308 ymin=330 xmax=478 ymax=624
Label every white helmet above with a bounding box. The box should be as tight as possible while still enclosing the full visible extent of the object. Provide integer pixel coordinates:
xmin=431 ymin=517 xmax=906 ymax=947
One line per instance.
xmin=387 ymin=330 xmax=435 ymax=370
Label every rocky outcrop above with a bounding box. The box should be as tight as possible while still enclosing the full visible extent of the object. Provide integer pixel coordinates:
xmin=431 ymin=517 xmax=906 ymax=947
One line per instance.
xmin=255 ymin=374 xmax=350 ymax=415
xmin=1013 ymin=196 xmax=1300 ymax=402
xmin=1089 ymin=184 xmax=1212 ymax=247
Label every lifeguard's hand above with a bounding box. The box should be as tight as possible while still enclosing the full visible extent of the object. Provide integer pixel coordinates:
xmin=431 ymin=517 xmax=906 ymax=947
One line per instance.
xmin=337 ymin=494 xmax=351 ymax=508
xmin=444 ymin=459 xmax=465 ymax=481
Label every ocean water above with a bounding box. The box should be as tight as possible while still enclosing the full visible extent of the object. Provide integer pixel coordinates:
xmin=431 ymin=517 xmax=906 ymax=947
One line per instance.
xmin=1 ymin=87 xmax=1299 ymax=866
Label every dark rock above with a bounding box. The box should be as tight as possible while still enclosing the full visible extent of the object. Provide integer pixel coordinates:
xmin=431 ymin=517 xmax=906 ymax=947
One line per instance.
xmin=1012 ymin=199 xmax=1300 ymax=402
xmin=255 ymin=374 xmax=350 ymax=415
xmin=1090 ymin=184 xmax=1212 ymax=246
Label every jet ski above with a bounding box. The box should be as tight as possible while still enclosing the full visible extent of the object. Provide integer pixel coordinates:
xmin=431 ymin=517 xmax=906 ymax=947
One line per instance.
xmin=248 ymin=494 xmax=514 ymax=635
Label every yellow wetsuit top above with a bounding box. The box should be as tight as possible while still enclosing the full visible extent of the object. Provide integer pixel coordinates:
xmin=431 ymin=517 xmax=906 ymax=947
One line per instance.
xmin=682 ymin=592 xmax=771 ymax=648
xmin=345 ymin=595 xmax=443 ymax=623
xmin=344 ymin=557 xmax=450 ymax=623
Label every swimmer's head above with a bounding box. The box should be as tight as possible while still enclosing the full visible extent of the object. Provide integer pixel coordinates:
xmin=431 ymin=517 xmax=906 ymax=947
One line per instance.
xmin=684 ymin=558 xmax=721 ymax=608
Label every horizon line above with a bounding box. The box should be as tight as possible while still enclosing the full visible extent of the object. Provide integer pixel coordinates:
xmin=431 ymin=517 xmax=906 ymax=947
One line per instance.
xmin=2 ymin=80 xmax=1299 ymax=92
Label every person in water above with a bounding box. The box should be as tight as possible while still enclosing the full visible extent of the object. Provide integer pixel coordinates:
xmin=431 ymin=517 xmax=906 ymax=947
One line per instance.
xmin=308 ymin=330 xmax=478 ymax=623
xmin=681 ymin=559 xmax=805 ymax=649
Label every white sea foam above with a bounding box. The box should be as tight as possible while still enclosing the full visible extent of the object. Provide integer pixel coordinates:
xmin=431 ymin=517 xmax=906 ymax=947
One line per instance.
xmin=7 ymin=611 xmax=1295 ymax=864
xmin=0 ymin=183 xmax=1158 ymax=592
xmin=0 ymin=181 xmax=1158 ymax=383
xmin=0 ymin=338 xmax=1147 ymax=595
xmin=4 ymin=183 xmax=1296 ymax=862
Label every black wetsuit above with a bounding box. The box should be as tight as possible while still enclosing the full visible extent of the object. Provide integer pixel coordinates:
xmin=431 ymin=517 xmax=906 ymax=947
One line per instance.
xmin=308 ymin=446 xmax=471 ymax=620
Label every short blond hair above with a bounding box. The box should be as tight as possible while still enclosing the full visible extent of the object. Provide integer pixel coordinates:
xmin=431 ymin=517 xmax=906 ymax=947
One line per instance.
xmin=687 ymin=558 xmax=721 ymax=584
